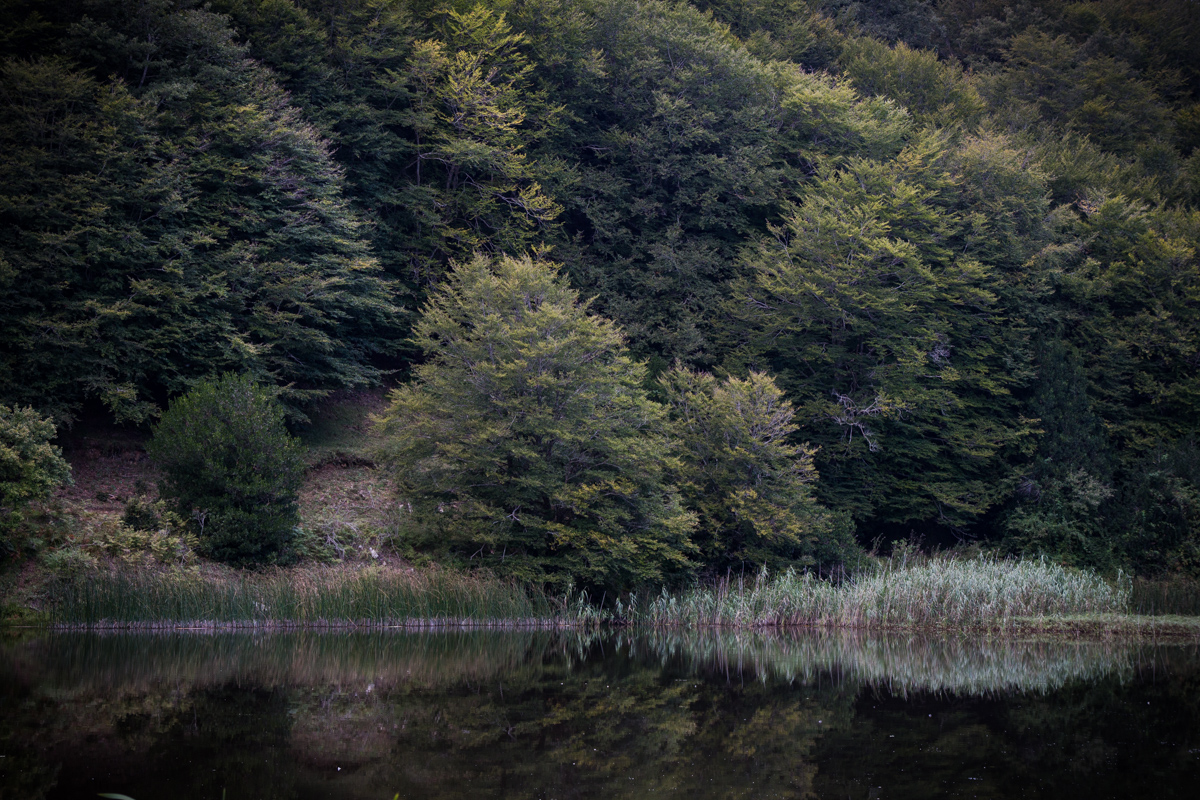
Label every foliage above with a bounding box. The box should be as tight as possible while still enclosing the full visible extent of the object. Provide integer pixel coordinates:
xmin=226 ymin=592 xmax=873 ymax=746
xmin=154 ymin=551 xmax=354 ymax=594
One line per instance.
xmin=383 ymin=4 xmax=561 ymax=281
xmin=516 ymin=0 xmax=910 ymax=365
xmin=148 ymin=373 xmax=304 ymax=567
xmin=730 ymin=131 xmax=1043 ymax=530
xmin=217 ymin=0 xmax=560 ymax=317
xmin=661 ymin=367 xmax=858 ymax=571
xmin=838 ymin=36 xmax=985 ymax=127
xmin=0 ymin=404 xmax=71 ymax=546
xmin=1113 ymin=437 xmax=1200 ymax=576
xmin=1 ymin=0 xmax=1199 ymax=575
xmin=0 ymin=0 xmax=402 ymax=424
xmin=375 ymin=253 xmax=695 ymax=591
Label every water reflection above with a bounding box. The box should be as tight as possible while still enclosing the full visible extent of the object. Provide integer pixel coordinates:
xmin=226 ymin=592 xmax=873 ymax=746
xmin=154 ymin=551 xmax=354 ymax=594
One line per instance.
xmin=1 ymin=630 xmax=1197 ymax=799
xmin=622 ymin=629 xmax=1138 ymax=695
xmin=3 ymin=629 xmax=1141 ymax=696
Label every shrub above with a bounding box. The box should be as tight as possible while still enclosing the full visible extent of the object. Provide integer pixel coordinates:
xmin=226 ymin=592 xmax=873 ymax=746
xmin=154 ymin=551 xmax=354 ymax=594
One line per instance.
xmin=0 ymin=405 xmax=72 ymax=549
xmin=40 ymin=546 xmax=98 ymax=579
xmin=147 ymin=374 xmax=304 ymax=566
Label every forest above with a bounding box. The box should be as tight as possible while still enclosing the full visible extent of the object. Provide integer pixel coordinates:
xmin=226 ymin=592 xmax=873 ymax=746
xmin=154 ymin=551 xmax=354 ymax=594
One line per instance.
xmin=1 ymin=0 xmax=1198 ymax=592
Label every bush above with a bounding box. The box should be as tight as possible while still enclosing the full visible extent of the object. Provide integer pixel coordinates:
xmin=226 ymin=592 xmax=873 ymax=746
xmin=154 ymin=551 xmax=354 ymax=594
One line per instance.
xmin=147 ymin=374 xmax=304 ymax=566
xmin=0 ymin=405 xmax=72 ymax=550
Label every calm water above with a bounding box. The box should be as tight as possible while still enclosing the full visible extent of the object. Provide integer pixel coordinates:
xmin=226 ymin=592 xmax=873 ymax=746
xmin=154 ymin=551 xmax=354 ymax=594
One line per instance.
xmin=1 ymin=629 xmax=1198 ymax=799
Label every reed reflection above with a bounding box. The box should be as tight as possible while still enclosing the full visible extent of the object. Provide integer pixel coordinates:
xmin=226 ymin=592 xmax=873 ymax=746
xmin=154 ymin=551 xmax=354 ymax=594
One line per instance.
xmin=4 ymin=628 xmax=1138 ymax=696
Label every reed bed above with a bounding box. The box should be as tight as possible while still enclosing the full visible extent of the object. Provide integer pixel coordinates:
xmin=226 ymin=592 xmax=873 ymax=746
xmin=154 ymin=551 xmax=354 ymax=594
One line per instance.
xmin=50 ymin=565 xmax=571 ymax=630
xmin=48 ymin=555 xmax=1132 ymax=633
xmin=634 ymin=556 xmax=1131 ymax=631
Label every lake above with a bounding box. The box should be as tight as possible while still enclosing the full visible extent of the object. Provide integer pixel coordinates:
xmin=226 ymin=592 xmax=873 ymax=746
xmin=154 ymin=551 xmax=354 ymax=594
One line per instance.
xmin=1 ymin=629 xmax=1198 ymax=798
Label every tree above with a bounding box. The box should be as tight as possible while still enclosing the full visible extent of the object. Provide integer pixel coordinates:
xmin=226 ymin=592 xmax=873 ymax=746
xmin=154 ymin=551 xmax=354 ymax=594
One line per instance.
xmin=660 ymin=366 xmax=858 ymax=572
xmin=837 ymin=37 xmax=985 ymax=128
xmin=515 ymin=0 xmax=910 ymax=367
xmin=375 ymin=253 xmax=695 ymax=591
xmin=148 ymin=373 xmax=304 ymax=566
xmin=382 ymin=4 xmax=561 ymax=284
xmin=0 ymin=404 xmax=71 ymax=548
xmin=0 ymin=1 xmax=403 ymax=424
xmin=730 ymin=131 xmax=1042 ymax=532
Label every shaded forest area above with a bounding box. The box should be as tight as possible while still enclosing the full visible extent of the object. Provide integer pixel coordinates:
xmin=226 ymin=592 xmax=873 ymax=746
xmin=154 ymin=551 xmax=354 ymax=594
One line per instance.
xmin=2 ymin=0 xmax=1198 ymax=581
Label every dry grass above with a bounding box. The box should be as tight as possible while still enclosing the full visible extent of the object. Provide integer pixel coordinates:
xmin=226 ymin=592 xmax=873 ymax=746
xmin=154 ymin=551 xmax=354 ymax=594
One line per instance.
xmin=297 ymin=465 xmax=401 ymax=562
xmin=296 ymin=388 xmax=388 ymax=466
xmin=54 ymin=426 xmax=155 ymax=519
xmin=32 ymin=391 xmax=400 ymax=566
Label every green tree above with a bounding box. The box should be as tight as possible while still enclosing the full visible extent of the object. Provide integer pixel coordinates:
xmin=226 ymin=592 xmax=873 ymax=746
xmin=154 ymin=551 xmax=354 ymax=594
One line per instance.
xmin=0 ymin=1 xmax=402 ymax=424
xmin=1047 ymin=198 xmax=1200 ymax=457
xmin=1000 ymin=338 xmax=1116 ymax=569
xmin=148 ymin=373 xmax=304 ymax=566
xmin=731 ymin=131 xmax=1042 ymax=531
xmin=0 ymin=404 xmax=71 ymax=547
xmin=220 ymin=0 xmax=561 ymax=317
xmin=383 ymin=4 xmax=561 ymax=284
xmin=660 ymin=367 xmax=858 ymax=572
xmin=515 ymin=0 xmax=910 ymax=366
xmin=838 ymin=36 xmax=985 ymax=128
xmin=1114 ymin=436 xmax=1200 ymax=575
xmin=375 ymin=253 xmax=695 ymax=591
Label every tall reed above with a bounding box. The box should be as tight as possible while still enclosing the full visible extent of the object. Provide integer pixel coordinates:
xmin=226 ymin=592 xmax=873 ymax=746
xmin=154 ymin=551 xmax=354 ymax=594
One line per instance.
xmin=635 ymin=555 xmax=1130 ymax=630
xmin=51 ymin=565 xmax=573 ymax=629
xmin=50 ymin=555 xmax=1132 ymax=632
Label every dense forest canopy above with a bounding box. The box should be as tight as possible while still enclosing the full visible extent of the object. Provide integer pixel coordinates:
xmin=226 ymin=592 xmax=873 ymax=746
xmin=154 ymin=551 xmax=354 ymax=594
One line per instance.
xmin=2 ymin=0 xmax=1198 ymax=580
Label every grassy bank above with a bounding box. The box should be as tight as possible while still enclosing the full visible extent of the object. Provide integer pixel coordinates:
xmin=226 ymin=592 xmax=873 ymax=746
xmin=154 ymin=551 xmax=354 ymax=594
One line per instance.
xmin=48 ymin=565 xmax=572 ymax=630
xmin=1132 ymin=576 xmax=1200 ymax=616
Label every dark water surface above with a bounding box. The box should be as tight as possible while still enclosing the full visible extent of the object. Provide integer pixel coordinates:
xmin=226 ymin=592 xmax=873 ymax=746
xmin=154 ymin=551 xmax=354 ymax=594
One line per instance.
xmin=1 ymin=629 xmax=1198 ymax=799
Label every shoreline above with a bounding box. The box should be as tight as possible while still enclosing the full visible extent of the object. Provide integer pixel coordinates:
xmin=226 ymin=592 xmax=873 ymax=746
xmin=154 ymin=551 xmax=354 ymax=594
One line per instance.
xmin=7 ymin=613 xmax=1198 ymax=641
xmin=9 ymin=556 xmax=1200 ymax=641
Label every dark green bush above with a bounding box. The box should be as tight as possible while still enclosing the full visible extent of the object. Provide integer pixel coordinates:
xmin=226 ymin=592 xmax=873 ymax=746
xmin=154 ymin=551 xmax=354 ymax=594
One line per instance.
xmin=147 ymin=374 xmax=304 ymax=566
xmin=121 ymin=496 xmax=162 ymax=531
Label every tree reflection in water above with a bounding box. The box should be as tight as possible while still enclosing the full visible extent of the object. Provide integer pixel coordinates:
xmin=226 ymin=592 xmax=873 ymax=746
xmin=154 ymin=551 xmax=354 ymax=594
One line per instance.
xmin=0 ymin=630 xmax=1195 ymax=799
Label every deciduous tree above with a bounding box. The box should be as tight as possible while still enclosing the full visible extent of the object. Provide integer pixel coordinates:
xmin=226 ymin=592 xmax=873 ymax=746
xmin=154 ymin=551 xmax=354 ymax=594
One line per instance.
xmin=375 ymin=253 xmax=694 ymax=590
xmin=661 ymin=366 xmax=857 ymax=572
